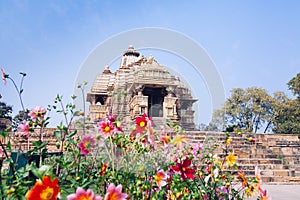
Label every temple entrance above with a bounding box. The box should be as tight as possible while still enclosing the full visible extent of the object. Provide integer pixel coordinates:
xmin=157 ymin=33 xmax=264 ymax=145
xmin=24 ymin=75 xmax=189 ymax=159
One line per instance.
xmin=143 ymin=87 xmax=166 ymax=117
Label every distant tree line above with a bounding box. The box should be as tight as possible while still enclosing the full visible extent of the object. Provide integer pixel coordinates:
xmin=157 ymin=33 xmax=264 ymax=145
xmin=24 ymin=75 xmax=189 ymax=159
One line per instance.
xmin=205 ymin=72 xmax=300 ymax=135
xmin=0 ymin=101 xmax=12 ymax=131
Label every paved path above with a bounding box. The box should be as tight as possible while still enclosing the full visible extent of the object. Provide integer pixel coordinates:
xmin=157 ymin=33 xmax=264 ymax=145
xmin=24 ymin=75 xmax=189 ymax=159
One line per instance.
xmin=249 ymin=185 xmax=300 ymax=200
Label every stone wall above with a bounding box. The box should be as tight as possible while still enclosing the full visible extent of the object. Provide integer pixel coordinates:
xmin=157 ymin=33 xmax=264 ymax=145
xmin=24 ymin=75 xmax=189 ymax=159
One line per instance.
xmin=4 ymin=129 xmax=300 ymax=183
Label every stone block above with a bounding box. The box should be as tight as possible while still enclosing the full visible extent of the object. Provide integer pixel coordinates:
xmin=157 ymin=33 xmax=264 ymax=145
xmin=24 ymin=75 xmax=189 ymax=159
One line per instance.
xmin=273 ymin=170 xmax=290 ymax=176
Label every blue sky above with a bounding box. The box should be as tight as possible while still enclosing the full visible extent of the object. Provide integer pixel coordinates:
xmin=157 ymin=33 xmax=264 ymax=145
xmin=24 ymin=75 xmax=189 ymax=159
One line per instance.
xmin=1 ymin=0 xmax=300 ymax=127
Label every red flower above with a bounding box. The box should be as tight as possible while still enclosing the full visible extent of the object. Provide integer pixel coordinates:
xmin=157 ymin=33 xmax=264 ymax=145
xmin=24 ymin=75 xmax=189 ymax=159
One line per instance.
xmin=136 ymin=113 xmax=151 ymax=128
xmin=245 ymin=137 xmax=257 ymax=143
xmin=171 ymin=158 xmax=194 ymax=180
xmin=26 ymin=176 xmax=60 ymax=200
xmin=100 ymin=162 xmax=108 ymax=176
xmin=130 ymin=125 xmax=144 ymax=137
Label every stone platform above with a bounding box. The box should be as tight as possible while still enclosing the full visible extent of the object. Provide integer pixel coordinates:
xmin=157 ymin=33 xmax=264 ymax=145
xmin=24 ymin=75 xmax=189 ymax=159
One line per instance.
xmin=186 ymin=131 xmax=300 ymax=183
xmin=4 ymin=130 xmax=300 ymax=184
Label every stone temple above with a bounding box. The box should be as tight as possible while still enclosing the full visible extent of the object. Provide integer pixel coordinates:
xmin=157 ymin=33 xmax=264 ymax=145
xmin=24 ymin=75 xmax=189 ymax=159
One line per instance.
xmin=86 ymin=46 xmax=197 ymax=130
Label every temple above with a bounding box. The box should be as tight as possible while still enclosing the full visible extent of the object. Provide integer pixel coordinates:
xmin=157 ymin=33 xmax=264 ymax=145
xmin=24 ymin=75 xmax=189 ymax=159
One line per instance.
xmin=86 ymin=46 xmax=197 ymax=130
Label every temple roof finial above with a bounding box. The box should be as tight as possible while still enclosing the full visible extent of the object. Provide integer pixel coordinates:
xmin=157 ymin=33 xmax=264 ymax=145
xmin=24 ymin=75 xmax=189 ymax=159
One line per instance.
xmin=123 ymin=45 xmax=140 ymax=57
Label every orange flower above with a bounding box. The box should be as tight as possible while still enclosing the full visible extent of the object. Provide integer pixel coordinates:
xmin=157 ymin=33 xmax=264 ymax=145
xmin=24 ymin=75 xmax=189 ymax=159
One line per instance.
xmin=26 ymin=176 xmax=60 ymax=200
xmin=255 ymin=166 xmax=262 ymax=188
xmin=237 ymin=171 xmax=248 ymax=188
xmin=160 ymin=135 xmax=169 ymax=147
xmin=1 ymin=68 xmax=7 ymax=85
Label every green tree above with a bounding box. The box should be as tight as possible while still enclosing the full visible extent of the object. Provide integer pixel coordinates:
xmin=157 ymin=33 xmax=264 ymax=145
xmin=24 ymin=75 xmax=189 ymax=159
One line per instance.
xmin=12 ymin=110 xmax=27 ymax=131
xmin=272 ymin=98 xmax=300 ymax=134
xmin=205 ymin=109 xmax=226 ymax=131
xmin=272 ymin=72 xmax=300 ymax=134
xmin=0 ymin=101 xmax=12 ymax=119
xmin=222 ymin=87 xmax=272 ymax=133
xmin=209 ymin=72 xmax=300 ymax=135
xmin=287 ymin=72 xmax=300 ymax=98
xmin=0 ymin=101 xmax=12 ymax=131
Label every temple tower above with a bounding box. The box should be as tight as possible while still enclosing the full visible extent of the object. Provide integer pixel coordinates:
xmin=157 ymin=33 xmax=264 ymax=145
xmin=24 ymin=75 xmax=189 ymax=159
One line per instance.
xmin=86 ymin=46 xmax=197 ymax=130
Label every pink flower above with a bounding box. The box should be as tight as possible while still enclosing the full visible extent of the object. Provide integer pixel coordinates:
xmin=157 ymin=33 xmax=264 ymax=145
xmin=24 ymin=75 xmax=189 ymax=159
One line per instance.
xmin=1 ymin=68 xmax=7 ymax=85
xmin=67 ymin=187 xmax=102 ymax=200
xmin=108 ymin=115 xmax=117 ymax=122
xmin=259 ymin=188 xmax=272 ymax=200
xmin=154 ymin=169 xmax=168 ymax=189
xmin=255 ymin=166 xmax=262 ymax=187
xmin=104 ymin=184 xmax=128 ymax=200
xmin=192 ymin=143 xmax=203 ymax=156
xmin=77 ymin=135 xmax=96 ymax=156
xmin=28 ymin=106 xmax=46 ymax=122
xmin=98 ymin=120 xmax=115 ymax=136
xmin=18 ymin=120 xmax=30 ymax=137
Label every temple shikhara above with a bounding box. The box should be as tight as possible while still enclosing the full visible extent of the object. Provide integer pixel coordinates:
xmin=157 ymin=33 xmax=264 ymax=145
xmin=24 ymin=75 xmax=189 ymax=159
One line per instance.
xmin=86 ymin=46 xmax=197 ymax=130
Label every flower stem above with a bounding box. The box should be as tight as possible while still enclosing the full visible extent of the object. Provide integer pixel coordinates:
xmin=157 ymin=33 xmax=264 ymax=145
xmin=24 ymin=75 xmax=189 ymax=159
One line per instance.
xmin=8 ymin=77 xmax=25 ymax=112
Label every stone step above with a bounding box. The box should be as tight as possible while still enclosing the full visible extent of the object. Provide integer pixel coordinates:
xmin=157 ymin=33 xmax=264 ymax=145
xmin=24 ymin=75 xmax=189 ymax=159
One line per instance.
xmin=225 ymin=169 xmax=292 ymax=179
xmin=237 ymin=164 xmax=286 ymax=170
xmin=237 ymin=158 xmax=283 ymax=165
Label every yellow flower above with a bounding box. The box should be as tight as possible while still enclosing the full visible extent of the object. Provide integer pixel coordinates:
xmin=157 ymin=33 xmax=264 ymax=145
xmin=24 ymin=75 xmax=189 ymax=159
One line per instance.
xmin=183 ymin=187 xmax=189 ymax=194
xmin=245 ymin=184 xmax=258 ymax=197
xmin=225 ymin=137 xmax=232 ymax=146
xmin=166 ymin=190 xmax=175 ymax=200
xmin=226 ymin=152 xmax=237 ymax=167
xmin=171 ymin=135 xmax=186 ymax=149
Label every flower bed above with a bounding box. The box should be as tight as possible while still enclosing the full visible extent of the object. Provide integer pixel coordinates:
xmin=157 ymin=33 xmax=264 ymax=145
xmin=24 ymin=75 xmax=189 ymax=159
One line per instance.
xmin=0 ymin=69 xmax=271 ymax=199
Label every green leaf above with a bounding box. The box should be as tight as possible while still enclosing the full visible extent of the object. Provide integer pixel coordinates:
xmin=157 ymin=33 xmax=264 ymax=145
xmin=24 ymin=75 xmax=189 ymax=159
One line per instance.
xmin=6 ymin=140 xmax=11 ymax=149
xmin=32 ymin=140 xmax=43 ymax=147
xmin=73 ymin=111 xmax=80 ymax=116
xmin=0 ymin=130 xmax=7 ymax=138
xmin=67 ymin=130 xmax=77 ymax=139
xmin=54 ymin=131 xmax=62 ymax=140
